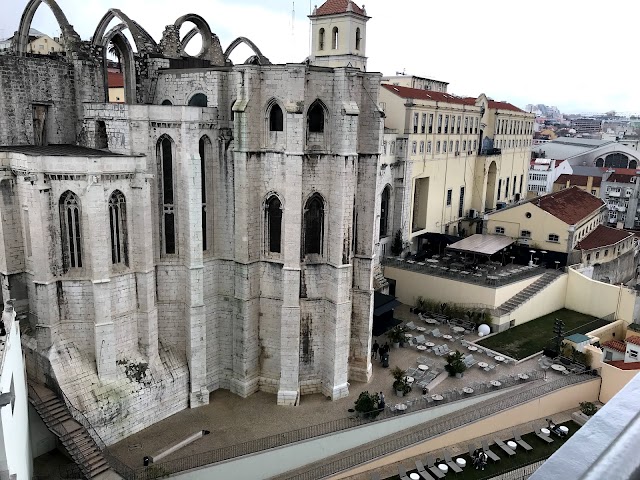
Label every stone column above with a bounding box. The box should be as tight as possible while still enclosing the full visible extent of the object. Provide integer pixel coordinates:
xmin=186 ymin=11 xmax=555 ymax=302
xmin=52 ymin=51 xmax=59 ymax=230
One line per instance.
xmin=84 ymin=178 xmax=116 ymax=380
xmin=180 ymin=132 xmax=208 ymax=407
xmin=131 ymin=174 xmax=159 ymax=361
xmin=278 ymin=153 xmax=303 ymax=406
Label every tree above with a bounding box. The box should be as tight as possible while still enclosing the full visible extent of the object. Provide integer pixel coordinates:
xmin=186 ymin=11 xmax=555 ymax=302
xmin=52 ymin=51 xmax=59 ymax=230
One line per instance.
xmin=108 ymin=43 xmax=122 ymax=72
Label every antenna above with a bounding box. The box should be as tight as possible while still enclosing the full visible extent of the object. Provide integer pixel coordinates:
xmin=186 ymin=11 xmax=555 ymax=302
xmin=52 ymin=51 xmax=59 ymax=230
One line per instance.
xmin=292 ymin=1 xmax=295 ymax=36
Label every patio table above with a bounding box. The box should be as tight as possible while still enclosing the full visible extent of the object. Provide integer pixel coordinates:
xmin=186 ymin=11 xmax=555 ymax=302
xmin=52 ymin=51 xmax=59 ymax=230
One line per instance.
xmin=409 ymin=474 xmax=420 ymax=480
xmin=462 ymin=387 xmax=474 ymax=394
xmin=417 ymin=345 xmax=427 ymax=351
xmin=431 ymin=394 xmax=444 ymax=401
xmin=425 ymin=342 xmax=435 ymax=347
xmin=405 ymin=376 xmax=415 ymax=384
xmin=456 ymin=458 xmax=467 ymax=468
xmin=490 ymin=380 xmax=502 ymax=387
xmin=540 ymin=427 xmax=551 ymax=436
xmin=416 ymin=326 xmax=426 ymax=332
xmin=452 ymin=326 xmax=465 ymax=333
xmin=478 ymin=362 xmax=488 ymax=368
xmin=518 ymin=373 xmax=529 ymax=380
xmin=418 ymin=364 xmax=429 ymax=371
xmin=395 ymin=403 xmax=407 ymax=412
xmin=467 ymin=346 xmax=478 ymax=351
xmin=425 ymin=319 xmax=438 ymax=324
xmin=442 ymin=334 xmax=453 ymax=340
xmin=427 ymin=259 xmax=439 ymax=263
xmin=559 ymin=426 xmax=569 ymax=434
xmin=438 ymin=464 xmax=449 ymax=473
xmin=551 ymin=364 xmax=566 ymax=372
xmin=494 ymin=355 xmax=505 ymax=362
xmin=404 ymin=333 xmax=413 ymax=339
xmin=507 ymin=441 xmax=517 ymax=450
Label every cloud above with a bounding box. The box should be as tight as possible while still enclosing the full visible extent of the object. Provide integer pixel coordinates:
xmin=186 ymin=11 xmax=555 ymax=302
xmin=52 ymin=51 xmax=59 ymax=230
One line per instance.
xmin=1 ymin=0 xmax=637 ymax=114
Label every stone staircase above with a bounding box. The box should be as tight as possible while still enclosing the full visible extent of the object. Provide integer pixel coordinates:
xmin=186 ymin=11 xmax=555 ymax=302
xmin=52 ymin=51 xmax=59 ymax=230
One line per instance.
xmin=497 ymin=270 xmax=565 ymax=314
xmin=28 ymin=382 xmax=112 ymax=479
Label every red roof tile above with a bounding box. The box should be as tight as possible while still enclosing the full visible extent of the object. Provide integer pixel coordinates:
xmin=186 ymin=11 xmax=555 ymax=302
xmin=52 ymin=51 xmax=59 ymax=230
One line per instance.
xmin=625 ymin=336 xmax=640 ymax=346
xmin=381 ymin=84 xmax=524 ymax=112
xmin=314 ymin=0 xmax=365 ymax=16
xmin=602 ymin=339 xmax=626 ymax=352
xmin=600 ymin=167 xmax=640 ymax=175
xmin=531 ymin=186 xmax=605 ymax=225
xmin=576 ymin=225 xmax=633 ymax=250
xmin=108 ymin=71 xmax=124 ymax=88
xmin=606 ymin=360 xmax=640 ymax=370
xmin=554 ymin=174 xmax=602 ymax=188
xmin=606 ymin=173 xmax=637 ymax=183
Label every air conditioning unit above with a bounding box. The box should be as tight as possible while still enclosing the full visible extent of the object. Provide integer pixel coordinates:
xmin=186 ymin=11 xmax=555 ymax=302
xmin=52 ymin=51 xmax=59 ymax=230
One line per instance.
xmin=468 ymin=209 xmax=478 ymax=219
xmin=496 ymin=202 xmax=507 ymax=210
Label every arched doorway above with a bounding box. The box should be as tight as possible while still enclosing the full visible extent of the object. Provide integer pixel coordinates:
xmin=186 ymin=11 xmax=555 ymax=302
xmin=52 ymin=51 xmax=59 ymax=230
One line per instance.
xmin=485 ymin=161 xmax=497 ymax=211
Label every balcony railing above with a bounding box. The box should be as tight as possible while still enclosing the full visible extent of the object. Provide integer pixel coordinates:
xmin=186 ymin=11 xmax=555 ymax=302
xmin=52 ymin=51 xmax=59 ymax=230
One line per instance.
xmin=480 ymin=147 xmax=502 ymax=156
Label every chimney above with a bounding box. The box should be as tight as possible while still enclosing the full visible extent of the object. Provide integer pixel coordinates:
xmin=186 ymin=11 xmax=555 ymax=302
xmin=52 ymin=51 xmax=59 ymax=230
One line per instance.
xmin=586 ymin=176 xmax=594 ymax=193
xmin=617 ymin=221 xmax=624 ymax=230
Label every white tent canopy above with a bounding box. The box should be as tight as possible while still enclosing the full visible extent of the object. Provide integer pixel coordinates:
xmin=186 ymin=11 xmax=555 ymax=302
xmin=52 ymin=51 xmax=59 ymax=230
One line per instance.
xmin=446 ymin=234 xmax=514 ymax=256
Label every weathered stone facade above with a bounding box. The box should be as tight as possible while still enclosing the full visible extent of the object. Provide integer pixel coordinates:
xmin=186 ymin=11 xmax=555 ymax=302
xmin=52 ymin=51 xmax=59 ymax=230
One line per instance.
xmin=0 ymin=0 xmax=381 ymax=443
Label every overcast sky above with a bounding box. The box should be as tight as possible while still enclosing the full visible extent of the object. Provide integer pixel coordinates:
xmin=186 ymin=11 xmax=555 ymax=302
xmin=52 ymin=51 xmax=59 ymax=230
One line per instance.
xmin=2 ymin=0 xmax=637 ymax=115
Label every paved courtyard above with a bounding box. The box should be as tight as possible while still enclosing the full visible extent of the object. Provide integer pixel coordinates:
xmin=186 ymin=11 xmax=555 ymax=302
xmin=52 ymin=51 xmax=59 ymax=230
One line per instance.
xmin=109 ymin=304 xmax=551 ymax=469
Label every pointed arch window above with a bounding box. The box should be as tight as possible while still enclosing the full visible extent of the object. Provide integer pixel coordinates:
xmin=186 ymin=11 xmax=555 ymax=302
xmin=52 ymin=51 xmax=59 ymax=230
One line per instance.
xmin=355 ymin=28 xmax=361 ymax=50
xmin=265 ymin=195 xmax=282 ymax=253
xmin=59 ymin=191 xmax=82 ymax=272
xmin=332 ymin=27 xmax=339 ymax=49
xmin=269 ymin=103 xmax=284 ymax=132
xmin=108 ymin=190 xmax=128 ymax=265
xmin=304 ymin=194 xmax=324 ymax=255
xmin=199 ymin=136 xmax=210 ymax=251
xmin=158 ymin=135 xmax=176 ymax=255
xmin=308 ymin=101 xmax=325 ymax=133
xmin=188 ymin=93 xmax=208 ymax=107
xmin=318 ymin=28 xmax=325 ymax=50
xmin=380 ymin=186 xmax=391 ymax=238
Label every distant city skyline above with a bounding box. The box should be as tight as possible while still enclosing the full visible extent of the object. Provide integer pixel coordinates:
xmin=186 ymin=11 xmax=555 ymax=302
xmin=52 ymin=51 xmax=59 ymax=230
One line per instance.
xmin=1 ymin=0 xmax=637 ymax=114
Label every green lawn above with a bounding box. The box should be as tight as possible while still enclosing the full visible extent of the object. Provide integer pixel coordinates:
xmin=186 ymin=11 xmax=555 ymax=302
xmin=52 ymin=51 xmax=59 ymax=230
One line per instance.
xmin=476 ymin=309 xmax=608 ymax=360
xmin=384 ymin=421 xmax=579 ymax=480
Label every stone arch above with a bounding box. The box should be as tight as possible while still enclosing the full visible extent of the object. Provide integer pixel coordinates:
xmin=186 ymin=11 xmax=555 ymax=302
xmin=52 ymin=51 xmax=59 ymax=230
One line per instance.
xmin=224 ymin=37 xmax=271 ymax=65
xmin=174 ymin=14 xmax=224 ymax=62
xmin=102 ymin=25 xmax=137 ymax=104
xmin=92 ymin=9 xmax=158 ymax=55
xmin=264 ymin=192 xmax=284 ymax=255
xmin=486 ymin=161 xmax=498 ymax=211
xmin=307 ymin=99 xmax=328 ymax=133
xmin=15 ymin=0 xmax=80 ymax=55
xmin=188 ymin=93 xmax=208 ymax=107
xmin=596 ymin=157 xmax=604 ymax=167
xmin=630 ymin=159 xmax=638 ymax=169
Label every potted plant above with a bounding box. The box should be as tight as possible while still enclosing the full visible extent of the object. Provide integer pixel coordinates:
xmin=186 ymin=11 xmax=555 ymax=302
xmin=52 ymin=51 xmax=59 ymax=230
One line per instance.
xmin=354 ymin=391 xmax=381 ymax=418
xmin=390 ymin=366 xmax=406 ymax=397
xmin=445 ymin=350 xmax=467 ymax=378
xmin=387 ymin=325 xmax=408 ymax=348
xmin=579 ymin=401 xmax=598 ymax=416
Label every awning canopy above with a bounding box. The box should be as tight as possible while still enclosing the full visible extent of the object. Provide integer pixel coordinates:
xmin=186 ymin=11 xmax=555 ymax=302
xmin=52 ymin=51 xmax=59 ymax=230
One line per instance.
xmin=446 ymin=234 xmax=514 ymax=256
xmin=373 ymin=292 xmax=401 ymax=316
xmin=415 ymin=231 xmax=462 ymax=245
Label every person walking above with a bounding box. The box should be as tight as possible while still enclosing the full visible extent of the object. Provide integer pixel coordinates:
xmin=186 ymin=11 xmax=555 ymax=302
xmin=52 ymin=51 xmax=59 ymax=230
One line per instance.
xmin=372 ymin=339 xmax=379 ymax=359
xmin=378 ymin=391 xmax=385 ymax=411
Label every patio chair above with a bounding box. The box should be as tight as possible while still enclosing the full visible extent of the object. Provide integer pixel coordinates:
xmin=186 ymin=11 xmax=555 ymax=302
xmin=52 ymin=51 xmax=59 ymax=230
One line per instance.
xmin=464 ymin=354 xmax=477 ymax=367
xmin=513 ymin=430 xmax=533 ymax=451
xmin=405 ymin=321 xmax=417 ymax=330
xmin=415 ymin=461 xmax=434 ymax=479
xmin=398 ymin=465 xmax=410 ymax=480
xmin=443 ymin=450 xmax=463 ymax=473
xmin=494 ymin=437 xmax=516 ymax=456
xmin=433 ymin=346 xmax=444 ymax=356
xmin=431 ymin=328 xmax=442 ymax=338
xmin=441 ymin=344 xmax=450 ymax=355
xmin=535 ymin=427 xmax=554 ymax=443
xmin=481 ymin=440 xmax=501 ymax=462
xmin=425 ymin=455 xmax=445 ymax=479
xmin=414 ymin=334 xmax=426 ymax=345
xmin=406 ymin=367 xmax=420 ymax=377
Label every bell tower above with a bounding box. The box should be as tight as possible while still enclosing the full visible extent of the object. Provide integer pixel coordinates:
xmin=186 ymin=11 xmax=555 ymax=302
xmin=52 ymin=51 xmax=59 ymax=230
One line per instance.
xmin=308 ymin=0 xmax=370 ymax=71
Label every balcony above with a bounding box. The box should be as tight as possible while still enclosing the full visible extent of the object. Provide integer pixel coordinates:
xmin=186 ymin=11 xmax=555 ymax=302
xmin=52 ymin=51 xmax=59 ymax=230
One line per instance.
xmin=608 ymin=191 xmax=621 ymax=198
xmin=480 ymin=148 xmax=502 ymax=156
xmin=617 ymin=205 xmax=627 ymax=212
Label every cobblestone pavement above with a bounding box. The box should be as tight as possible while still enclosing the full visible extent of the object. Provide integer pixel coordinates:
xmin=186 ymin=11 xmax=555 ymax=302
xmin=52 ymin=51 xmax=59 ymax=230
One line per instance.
xmin=109 ymin=304 xmax=551 ymax=468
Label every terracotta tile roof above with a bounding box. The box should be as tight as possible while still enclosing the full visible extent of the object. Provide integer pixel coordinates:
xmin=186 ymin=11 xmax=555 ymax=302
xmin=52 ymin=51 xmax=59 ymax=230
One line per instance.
xmin=530 ymin=186 xmax=605 ymax=225
xmin=553 ymin=174 xmax=602 ymax=187
xmin=380 ymin=84 xmax=524 ymax=112
xmin=314 ymin=0 xmax=365 ymax=16
xmin=625 ymin=336 xmax=640 ymax=347
xmin=576 ymin=225 xmax=634 ymax=250
xmin=108 ymin=71 xmax=124 ymax=88
xmin=606 ymin=173 xmax=637 ymax=183
xmin=607 ymin=360 xmax=640 ymax=370
xmin=487 ymin=100 xmax=525 ymax=113
xmin=600 ymin=167 xmax=640 ymax=176
xmin=602 ymin=339 xmax=626 ymax=352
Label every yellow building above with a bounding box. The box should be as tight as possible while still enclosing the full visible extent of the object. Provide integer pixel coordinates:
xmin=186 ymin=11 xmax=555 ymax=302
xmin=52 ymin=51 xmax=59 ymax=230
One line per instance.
xmin=576 ymin=224 xmax=635 ymax=267
xmin=553 ymin=174 xmax=601 ymax=197
xmin=485 ymin=186 xmax=606 ymax=256
xmin=379 ymin=84 xmax=535 ymax=251
xmin=27 ymin=34 xmax=63 ymax=55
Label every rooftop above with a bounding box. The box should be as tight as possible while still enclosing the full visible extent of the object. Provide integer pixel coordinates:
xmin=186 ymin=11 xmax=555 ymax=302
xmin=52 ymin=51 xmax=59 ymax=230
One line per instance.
xmin=380 ymin=84 xmax=524 ymax=112
xmin=625 ymin=336 xmax=640 ymax=347
xmin=605 ymin=173 xmax=637 ymax=183
xmin=602 ymin=339 xmax=626 ymax=353
xmin=565 ymin=333 xmax=591 ymax=343
xmin=606 ymin=360 xmax=640 ymax=370
xmin=312 ymin=0 xmax=366 ymax=16
xmin=576 ymin=225 xmax=633 ymax=250
xmin=0 ymin=145 xmax=125 ymax=157
xmin=530 ymin=186 xmax=605 ymax=225
xmin=553 ymin=174 xmax=602 ymax=187
xmin=107 ymin=70 xmax=124 ymax=88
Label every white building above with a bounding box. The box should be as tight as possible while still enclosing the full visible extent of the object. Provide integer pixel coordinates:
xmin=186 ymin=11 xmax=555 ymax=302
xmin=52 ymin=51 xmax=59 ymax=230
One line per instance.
xmin=528 ymin=158 xmax=572 ymax=196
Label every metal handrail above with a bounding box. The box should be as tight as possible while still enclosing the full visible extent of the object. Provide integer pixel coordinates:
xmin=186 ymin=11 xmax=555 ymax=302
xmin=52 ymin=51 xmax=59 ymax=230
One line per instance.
xmin=281 ymin=371 xmax=600 ymax=479
xmin=133 ymin=369 xmax=593 ymax=479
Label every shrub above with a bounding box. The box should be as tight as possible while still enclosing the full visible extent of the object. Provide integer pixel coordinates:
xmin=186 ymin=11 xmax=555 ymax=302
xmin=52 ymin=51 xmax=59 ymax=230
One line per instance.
xmin=354 ymin=391 xmax=381 ymax=418
xmin=579 ymin=401 xmax=598 ymax=416
xmin=387 ymin=325 xmax=408 ymax=344
xmin=445 ymin=350 xmax=467 ymax=376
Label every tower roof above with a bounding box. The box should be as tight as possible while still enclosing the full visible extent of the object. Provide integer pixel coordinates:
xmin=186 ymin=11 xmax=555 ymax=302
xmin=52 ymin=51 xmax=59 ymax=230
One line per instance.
xmin=312 ymin=0 xmax=367 ymax=17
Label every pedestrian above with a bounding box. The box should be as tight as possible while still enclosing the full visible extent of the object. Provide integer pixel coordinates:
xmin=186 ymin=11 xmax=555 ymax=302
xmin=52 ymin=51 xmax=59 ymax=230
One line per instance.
xmin=372 ymin=339 xmax=379 ymax=359
xmin=378 ymin=391 xmax=385 ymax=411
